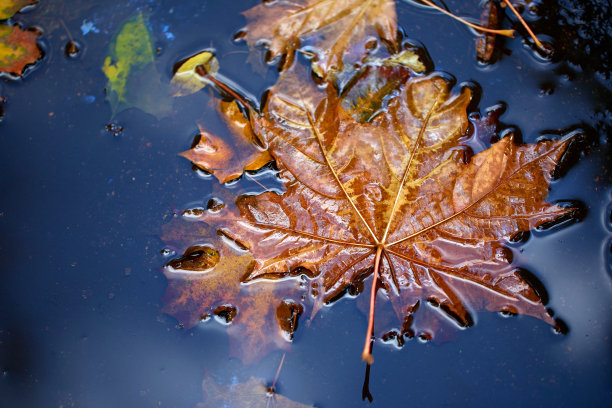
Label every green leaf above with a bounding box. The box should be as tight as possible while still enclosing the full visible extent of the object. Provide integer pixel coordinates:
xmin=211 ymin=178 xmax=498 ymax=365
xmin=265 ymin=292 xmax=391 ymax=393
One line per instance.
xmin=102 ymin=12 xmax=172 ymax=119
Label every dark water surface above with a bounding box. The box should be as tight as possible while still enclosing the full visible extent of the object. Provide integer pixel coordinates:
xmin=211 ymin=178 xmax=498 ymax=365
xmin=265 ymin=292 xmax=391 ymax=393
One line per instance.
xmin=1 ymin=0 xmax=611 ymax=407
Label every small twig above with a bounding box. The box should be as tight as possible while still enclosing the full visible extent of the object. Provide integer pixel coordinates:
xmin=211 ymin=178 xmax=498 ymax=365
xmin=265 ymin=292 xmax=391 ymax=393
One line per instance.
xmin=417 ymin=0 xmax=515 ymax=37
xmin=58 ymin=19 xmax=75 ymax=43
xmin=245 ymin=172 xmax=270 ymax=191
xmin=502 ymin=0 xmax=546 ymax=51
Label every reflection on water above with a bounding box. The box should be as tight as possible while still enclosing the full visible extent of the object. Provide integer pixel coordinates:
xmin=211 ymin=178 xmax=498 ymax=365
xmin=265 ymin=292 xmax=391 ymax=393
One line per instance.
xmin=0 ymin=0 xmax=610 ymax=407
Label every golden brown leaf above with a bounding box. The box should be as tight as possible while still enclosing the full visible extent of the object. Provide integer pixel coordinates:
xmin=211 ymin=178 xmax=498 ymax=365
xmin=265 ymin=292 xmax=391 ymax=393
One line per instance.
xmin=0 ymin=23 xmax=41 ymax=76
xmin=242 ymin=0 xmax=397 ymax=76
xmin=161 ymin=217 xmax=305 ymax=363
xmin=180 ymin=100 xmax=273 ymax=183
xmin=195 ymin=65 xmax=577 ymax=359
xmin=197 ymin=376 xmax=314 ymax=408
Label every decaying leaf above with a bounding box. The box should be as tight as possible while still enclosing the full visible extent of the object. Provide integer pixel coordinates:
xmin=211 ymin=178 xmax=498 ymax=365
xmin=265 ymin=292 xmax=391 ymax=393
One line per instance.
xmin=102 ymin=12 xmax=172 ymax=118
xmin=188 ymin=63 xmax=577 ymax=362
xmin=241 ymin=0 xmax=398 ymax=76
xmin=0 ymin=23 xmax=41 ymax=76
xmin=180 ymin=100 xmax=272 ymax=183
xmin=476 ymin=0 xmax=502 ymax=64
xmin=197 ymin=376 xmax=314 ymax=408
xmin=161 ymin=217 xmax=306 ymax=363
xmin=0 ymin=0 xmax=36 ymax=20
xmin=171 ymin=51 xmax=219 ymax=97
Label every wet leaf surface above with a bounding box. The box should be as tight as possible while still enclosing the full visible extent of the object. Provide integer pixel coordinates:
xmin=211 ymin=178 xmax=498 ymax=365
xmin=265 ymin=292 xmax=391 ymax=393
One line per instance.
xmin=102 ymin=12 xmax=171 ymax=118
xmin=180 ymin=100 xmax=272 ymax=183
xmin=185 ymin=62 xmax=578 ymax=356
xmin=0 ymin=23 xmax=40 ymax=76
xmin=161 ymin=217 xmax=306 ymax=363
xmin=241 ymin=0 xmax=397 ymax=76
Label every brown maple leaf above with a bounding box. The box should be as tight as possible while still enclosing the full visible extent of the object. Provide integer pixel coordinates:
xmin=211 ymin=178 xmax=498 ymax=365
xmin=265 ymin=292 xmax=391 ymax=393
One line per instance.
xmin=241 ymin=0 xmax=397 ymax=76
xmin=161 ymin=216 xmax=306 ymax=363
xmin=192 ymin=64 xmax=578 ymax=363
xmin=180 ymin=100 xmax=273 ymax=183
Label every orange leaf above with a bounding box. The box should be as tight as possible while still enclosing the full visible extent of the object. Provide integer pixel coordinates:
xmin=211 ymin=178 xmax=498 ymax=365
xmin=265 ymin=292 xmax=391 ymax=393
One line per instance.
xmin=180 ymin=100 xmax=273 ymax=183
xmin=161 ymin=216 xmax=306 ymax=363
xmin=242 ymin=0 xmax=397 ymax=76
xmin=194 ymin=64 xmax=578 ymax=360
xmin=0 ymin=23 xmax=41 ymax=77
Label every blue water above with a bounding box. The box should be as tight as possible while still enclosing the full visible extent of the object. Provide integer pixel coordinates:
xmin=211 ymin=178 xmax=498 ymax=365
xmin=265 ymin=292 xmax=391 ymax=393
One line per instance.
xmin=1 ymin=0 xmax=610 ymax=407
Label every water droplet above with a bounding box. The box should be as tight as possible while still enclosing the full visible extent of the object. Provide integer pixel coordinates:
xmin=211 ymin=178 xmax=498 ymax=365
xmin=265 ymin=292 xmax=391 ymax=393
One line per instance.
xmin=214 ymin=305 xmax=237 ymax=324
xmin=105 ymin=123 xmax=123 ymax=136
xmin=160 ymin=248 xmax=175 ymax=257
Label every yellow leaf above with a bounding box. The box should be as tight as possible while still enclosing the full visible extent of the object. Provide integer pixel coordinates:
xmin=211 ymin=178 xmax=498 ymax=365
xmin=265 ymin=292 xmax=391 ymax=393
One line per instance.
xmin=102 ymin=12 xmax=172 ymax=119
xmin=171 ymin=51 xmax=219 ymax=97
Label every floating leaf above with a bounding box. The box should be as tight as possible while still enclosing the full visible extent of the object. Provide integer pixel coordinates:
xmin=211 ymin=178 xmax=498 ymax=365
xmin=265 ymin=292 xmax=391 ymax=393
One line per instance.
xmin=0 ymin=0 xmax=37 ymax=20
xmin=0 ymin=23 xmax=41 ymax=77
xmin=171 ymin=51 xmax=219 ymax=97
xmin=102 ymin=12 xmax=172 ymax=118
xmin=180 ymin=100 xmax=272 ymax=183
xmin=241 ymin=0 xmax=398 ymax=76
xmin=161 ymin=217 xmax=306 ymax=363
xmin=189 ymin=64 xmax=578 ymax=362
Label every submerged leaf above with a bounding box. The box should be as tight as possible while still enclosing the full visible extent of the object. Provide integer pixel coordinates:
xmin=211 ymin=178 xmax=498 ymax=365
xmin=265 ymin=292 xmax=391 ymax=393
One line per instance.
xmin=171 ymin=51 xmax=219 ymax=97
xmin=0 ymin=23 xmax=41 ymax=76
xmin=102 ymin=13 xmax=171 ymax=118
xmin=198 ymin=376 xmax=314 ymax=408
xmin=161 ymin=217 xmax=306 ymax=363
xmin=242 ymin=0 xmax=397 ymax=76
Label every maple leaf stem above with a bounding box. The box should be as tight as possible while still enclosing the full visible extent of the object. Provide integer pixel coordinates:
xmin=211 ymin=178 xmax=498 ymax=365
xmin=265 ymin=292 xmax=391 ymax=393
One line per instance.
xmin=415 ymin=0 xmax=515 ymax=37
xmin=501 ymin=0 xmax=546 ymax=51
xmin=195 ymin=66 xmax=253 ymax=111
xmin=361 ymin=245 xmax=383 ymax=365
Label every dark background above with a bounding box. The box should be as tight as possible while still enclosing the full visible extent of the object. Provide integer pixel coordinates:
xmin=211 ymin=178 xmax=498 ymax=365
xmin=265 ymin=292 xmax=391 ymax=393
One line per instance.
xmin=1 ymin=0 xmax=610 ymax=406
